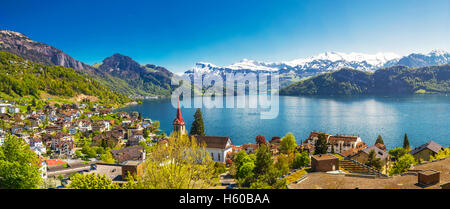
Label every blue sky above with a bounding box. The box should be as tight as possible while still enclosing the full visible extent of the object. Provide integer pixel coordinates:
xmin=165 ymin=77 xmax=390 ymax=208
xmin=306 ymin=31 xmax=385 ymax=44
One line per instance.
xmin=1 ymin=0 xmax=449 ymax=73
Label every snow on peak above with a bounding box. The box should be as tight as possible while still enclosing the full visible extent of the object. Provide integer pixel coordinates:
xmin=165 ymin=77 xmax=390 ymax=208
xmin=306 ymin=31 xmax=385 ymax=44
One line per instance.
xmin=195 ymin=62 xmax=217 ymax=68
xmin=428 ymin=49 xmax=448 ymax=56
xmin=226 ymin=58 xmax=278 ymax=71
xmin=286 ymin=51 xmax=400 ymax=67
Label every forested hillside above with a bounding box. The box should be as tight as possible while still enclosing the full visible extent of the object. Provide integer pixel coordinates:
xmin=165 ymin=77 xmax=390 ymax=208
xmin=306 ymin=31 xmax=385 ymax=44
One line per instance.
xmin=0 ymin=51 xmax=131 ymax=105
xmin=280 ymin=64 xmax=450 ymax=95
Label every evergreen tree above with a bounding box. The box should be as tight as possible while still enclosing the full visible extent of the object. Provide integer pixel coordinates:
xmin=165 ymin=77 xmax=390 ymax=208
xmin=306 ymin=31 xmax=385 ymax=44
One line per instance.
xmin=365 ymin=150 xmax=382 ymax=170
xmin=375 ymin=135 xmax=384 ymax=145
xmin=190 ymin=108 xmax=205 ymax=136
xmin=315 ymin=133 xmax=328 ymax=154
xmin=253 ymin=144 xmax=273 ymax=176
xmin=403 ymin=133 xmax=410 ymax=150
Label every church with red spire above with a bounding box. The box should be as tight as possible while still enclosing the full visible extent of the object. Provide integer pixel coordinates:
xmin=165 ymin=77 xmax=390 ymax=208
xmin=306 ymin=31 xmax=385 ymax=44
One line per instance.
xmin=173 ymin=98 xmax=186 ymax=135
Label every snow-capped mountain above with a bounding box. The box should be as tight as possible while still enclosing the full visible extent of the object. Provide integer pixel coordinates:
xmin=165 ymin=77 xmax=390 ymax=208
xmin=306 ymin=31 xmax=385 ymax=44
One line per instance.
xmin=285 ymin=51 xmax=400 ymax=68
xmin=384 ymin=50 xmax=450 ymax=68
xmin=183 ymin=50 xmax=450 ymax=87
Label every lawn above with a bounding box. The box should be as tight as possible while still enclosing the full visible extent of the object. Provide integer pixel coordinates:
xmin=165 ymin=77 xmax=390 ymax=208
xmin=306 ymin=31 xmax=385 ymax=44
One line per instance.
xmin=333 ymin=154 xmax=344 ymax=160
xmin=285 ymin=167 xmax=310 ymax=184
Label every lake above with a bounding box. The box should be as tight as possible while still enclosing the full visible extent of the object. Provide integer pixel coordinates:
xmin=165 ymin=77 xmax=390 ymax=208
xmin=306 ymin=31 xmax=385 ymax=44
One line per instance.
xmin=116 ymin=95 xmax=450 ymax=149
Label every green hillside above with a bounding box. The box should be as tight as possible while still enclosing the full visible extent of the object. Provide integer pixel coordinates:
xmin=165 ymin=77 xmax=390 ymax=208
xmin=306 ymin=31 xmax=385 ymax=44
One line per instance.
xmin=0 ymin=51 xmax=131 ymax=105
xmin=280 ymin=64 xmax=450 ymax=95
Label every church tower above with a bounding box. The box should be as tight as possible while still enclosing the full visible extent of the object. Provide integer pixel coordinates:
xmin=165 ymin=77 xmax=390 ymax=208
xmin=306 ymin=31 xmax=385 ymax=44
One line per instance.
xmin=173 ymin=98 xmax=186 ymax=136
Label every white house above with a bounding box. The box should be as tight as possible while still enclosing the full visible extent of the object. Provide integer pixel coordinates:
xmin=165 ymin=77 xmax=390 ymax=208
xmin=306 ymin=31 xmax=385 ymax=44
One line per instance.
xmin=192 ymin=135 xmax=233 ymax=163
xmin=8 ymin=107 xmax=20 ymax=114
xmin=39 ymin=159 xmax=47 ymax=179
xmin=0 ymin=132 xmax=5 ymax=146
xmin=30 ymin=138 xmax=46 ymax=156
xmin=305 ymin=132 xmax=363 ymax=154
xmin=0 ymin=103 xmax=12 ymax=114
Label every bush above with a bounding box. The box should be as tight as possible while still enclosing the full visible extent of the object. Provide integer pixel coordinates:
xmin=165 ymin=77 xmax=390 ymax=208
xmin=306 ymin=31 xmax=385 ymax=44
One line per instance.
xmin=389 ymin=154 xmax=416 ymax=176
xmin=293 ymin=152 xmax=310 ymax=169
xmin=388 ymin=148 xmax=408 ymax=161
xmin=213 ymin=162 xmax=226 ymax=174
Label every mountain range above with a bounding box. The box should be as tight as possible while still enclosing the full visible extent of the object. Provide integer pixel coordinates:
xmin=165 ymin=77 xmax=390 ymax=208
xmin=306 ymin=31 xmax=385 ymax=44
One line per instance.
xmin=1 ymin=29 xmax=449 ymax=98
xmin=183 ymin=50 xmax=450 ymax=88
xmin=0 ymin=30 xmax=174 ymax=97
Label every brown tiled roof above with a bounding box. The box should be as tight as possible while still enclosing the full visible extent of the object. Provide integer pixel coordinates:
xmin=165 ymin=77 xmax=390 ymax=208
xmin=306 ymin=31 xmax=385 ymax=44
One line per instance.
xmin=56 ymin=140 xmax=73 ymax=149
xmin=242 ymin=143 xmax=259 ymax=151
xmin=328 ymin=135 xmax=359 ymax=142
xmin=110 ymin=146 xmax=145 ymax=163
xmin=269 ymin=138 xmax=281 ymax=144
xmin=342 ymin=142 xmax=368 ymax=157
xmin=341 ymin=148 xmax=358 ymax=157
xmin=306 ymin=132 xmax=331 ymax=142
xmin=362 ymin=145 xmax=389 ymax=161
xmin=191 ymin=135 xmax=231 ymax=149
xmin=410 ymin=141 xmax=444 ymax=155
xmin=312 ymin=154 xmax=337 ymax=161
xmin=374 ymin=143 xmax=386 ymax=151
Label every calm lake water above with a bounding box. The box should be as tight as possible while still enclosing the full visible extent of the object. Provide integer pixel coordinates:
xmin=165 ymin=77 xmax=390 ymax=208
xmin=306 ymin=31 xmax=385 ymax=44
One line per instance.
xmin=116 ymin=95 xmax=450 ymax=149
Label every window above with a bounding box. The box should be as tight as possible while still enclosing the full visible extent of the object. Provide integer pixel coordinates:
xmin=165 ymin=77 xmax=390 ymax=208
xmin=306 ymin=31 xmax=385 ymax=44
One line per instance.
xmin=218 ymin=153 xmax=221 ymax=161
xmin=211 ymin=152 xmax=214 ymax=160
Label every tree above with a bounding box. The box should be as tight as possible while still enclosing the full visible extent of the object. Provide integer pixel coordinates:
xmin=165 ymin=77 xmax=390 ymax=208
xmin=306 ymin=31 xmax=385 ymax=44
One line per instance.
xmin=365 ymin=150 xmax=382 ymax=170
xmin=389 ymin=154 xmax=416 ymax=176
xmin=315 ymin=133 xmax=328 ymax=154
xmin=233 ymin=150 xmax=248 ymax=168
xmin=234 ymin=153 xmax=255 ymax=179
xmin=94 ymin=146 xmax=105 ymax=155
xmin=0 ymin=135 xmax=42 ymax=189
xmin=254 ymin=144 xmax=273 ymax=176
xmin=75 ymin=150 xmax=83 ymax=158
xmin=274 ymin=154 xmax=290 ymax=176
xmin=81 ymin=145 xmax=97 ymax=158
xmin=388 ymin=147 xmax=408 ymax=161
xmin=403 ymin=133 xmax=410 ymax=150
xmin=149 ymin=121 xmax=160 ymax=134
xmin=136 ymin=134 xmax=218 ymax=189
xmin=280 ymin=132 xmax=297 ymax=154
xmin=293 ymin=151 xmax=310 ymax=169
xmin=238 ymin=161 xmax=255 ymax=179
xmin=68 ymin=173 xmax=120 ymax=189
xmin=255 ymin=135 xmax=266 ymax=145
xmin=143 ymin=129 xmax=150 ymax=139
xmin=213 ymin=162 xmax=226 ymax=174
xmin=190 ymin=108 xmax=205 ymax=136
xmin=375 ymin=135 xmax=384 ymax=145
xmin=99 ymin=151 xmax=115 ymax=164
xmin=429 ymin=148 xmax=450 ymax=161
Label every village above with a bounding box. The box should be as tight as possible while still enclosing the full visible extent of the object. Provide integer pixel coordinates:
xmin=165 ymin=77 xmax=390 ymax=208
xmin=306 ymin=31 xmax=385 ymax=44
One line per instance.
xmin=0 ymin=99 xmax=449 ymax=189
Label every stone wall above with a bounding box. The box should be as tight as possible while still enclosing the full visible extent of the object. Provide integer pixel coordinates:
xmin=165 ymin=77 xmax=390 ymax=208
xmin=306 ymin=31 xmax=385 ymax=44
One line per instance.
xmin=311 ymin=157 xmax=339 ymax=172
xmin=418 ymin=170 xmax=440 ymax=185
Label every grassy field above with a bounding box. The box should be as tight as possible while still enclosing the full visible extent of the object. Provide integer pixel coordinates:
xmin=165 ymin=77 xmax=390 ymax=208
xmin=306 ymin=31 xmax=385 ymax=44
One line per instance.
xmin=285 ymin=167 xmax=310 ymax=184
